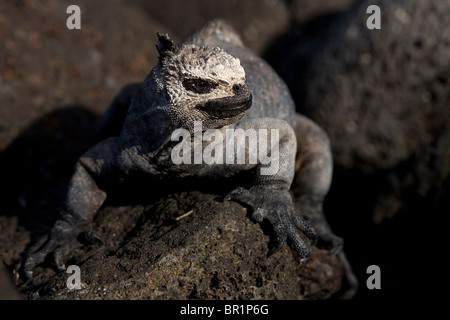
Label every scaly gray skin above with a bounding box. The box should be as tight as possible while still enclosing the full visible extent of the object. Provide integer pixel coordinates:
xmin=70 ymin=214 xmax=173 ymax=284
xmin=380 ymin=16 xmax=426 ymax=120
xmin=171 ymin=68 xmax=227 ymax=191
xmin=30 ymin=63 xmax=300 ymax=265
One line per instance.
xmin=18 ymin=21 xmax=346 ymax=284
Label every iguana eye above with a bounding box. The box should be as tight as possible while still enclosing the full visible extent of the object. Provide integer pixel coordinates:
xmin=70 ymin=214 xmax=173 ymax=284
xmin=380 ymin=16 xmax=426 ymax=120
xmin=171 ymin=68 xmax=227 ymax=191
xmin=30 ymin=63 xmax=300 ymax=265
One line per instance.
xmin=183 ymin=78 xmax=218 ymax=94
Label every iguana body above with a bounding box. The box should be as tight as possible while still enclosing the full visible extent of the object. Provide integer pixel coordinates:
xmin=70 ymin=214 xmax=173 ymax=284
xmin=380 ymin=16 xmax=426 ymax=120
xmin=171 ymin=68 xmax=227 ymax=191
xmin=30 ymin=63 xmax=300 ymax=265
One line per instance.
xmin=20 ymin=21 xmax=354 ymax=294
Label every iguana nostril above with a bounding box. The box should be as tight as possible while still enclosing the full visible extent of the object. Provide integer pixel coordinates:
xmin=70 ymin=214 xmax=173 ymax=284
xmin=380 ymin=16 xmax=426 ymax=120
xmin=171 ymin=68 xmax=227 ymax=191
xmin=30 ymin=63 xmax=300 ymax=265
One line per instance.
xmin=233 ymin=84 xmax=241 ymax=94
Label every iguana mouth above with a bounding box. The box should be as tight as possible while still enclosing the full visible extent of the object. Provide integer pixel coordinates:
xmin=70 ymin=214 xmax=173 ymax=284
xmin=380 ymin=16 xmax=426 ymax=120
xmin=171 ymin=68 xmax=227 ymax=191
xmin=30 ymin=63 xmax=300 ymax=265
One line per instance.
xmin=197 ymin=84 xmax=252 ymax=118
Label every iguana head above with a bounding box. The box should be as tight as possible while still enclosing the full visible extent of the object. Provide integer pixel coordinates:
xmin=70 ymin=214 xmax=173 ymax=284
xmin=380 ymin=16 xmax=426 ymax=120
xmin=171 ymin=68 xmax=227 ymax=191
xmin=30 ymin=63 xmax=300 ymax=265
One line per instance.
xmin=154 ymin=32 xmax=252 ymax=131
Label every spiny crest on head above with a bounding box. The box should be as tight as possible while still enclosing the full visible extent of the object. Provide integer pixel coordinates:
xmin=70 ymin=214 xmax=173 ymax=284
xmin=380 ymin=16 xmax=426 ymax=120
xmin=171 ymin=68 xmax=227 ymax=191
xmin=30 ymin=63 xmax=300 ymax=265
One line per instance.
xmin=156 ymin=32 xmax=178 ymax=63
xmin=159 ymin=44 xmax=245 ymax=85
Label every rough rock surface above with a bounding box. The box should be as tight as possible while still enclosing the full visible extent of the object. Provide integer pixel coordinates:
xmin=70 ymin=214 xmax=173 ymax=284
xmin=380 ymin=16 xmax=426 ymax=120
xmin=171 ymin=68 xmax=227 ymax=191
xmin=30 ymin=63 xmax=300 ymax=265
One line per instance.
xmin=267 ymin=0 xmax=450 ymax=173
xmin=0 ymin=0 xmax=167 ymax=153
xmin=266 ymin=0 xmax=450 ymax=223
xmin=15 ymin=191 xmax=341 ymax=300
xmin=132 ymin=0 xmax=290 ymax=54
xmin=290 ymin=0 xmax=356 ymax=24
xmin=264 ymin=0 xmax=449 ymax=299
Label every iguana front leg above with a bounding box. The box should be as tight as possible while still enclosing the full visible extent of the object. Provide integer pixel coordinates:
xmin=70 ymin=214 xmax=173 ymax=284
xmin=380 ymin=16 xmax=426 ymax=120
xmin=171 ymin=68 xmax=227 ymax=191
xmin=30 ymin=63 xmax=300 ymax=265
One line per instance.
xmin=225 ymin=118 xmax=317 ymax=266
xmin=18 ymin=138 xmax=121 ymax=277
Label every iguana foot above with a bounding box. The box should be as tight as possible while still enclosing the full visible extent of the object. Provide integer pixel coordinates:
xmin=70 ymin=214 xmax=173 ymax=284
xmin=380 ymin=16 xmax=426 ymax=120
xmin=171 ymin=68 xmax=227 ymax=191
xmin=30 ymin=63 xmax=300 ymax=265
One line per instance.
xmin=15 ymin=217 xmax=103 ymax=280
xmin=225 ymin=185 xmax=317 ymax=267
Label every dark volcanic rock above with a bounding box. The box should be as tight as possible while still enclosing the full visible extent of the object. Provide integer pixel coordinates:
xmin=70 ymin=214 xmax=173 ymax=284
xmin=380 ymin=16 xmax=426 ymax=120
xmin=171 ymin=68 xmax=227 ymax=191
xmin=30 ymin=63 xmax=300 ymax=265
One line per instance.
xmin=268 ymin=0 xmax=450 ymax=173
xmin=372 ymin=128 xmax=450 ymax=222
xmin=265 ymin=0 xmax=449 ymax=298
xmin=12 ymin=191 xmax=342 ymax=300
xmin=0 ymin=0 xmax=168 ymax=153
xmin=132 ymin=0 xmax=290 ymax=54
xmin=266 ymin=0 xmax=450 ymax=224
xmin=290 ymin=0 xmax=356 ymax=24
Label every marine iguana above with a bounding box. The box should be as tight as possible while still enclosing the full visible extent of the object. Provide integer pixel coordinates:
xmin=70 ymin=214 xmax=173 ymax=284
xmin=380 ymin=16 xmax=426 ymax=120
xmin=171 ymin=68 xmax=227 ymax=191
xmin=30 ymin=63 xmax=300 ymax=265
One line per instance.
xmin=18 ymin=21 xmax=348 ymax=285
